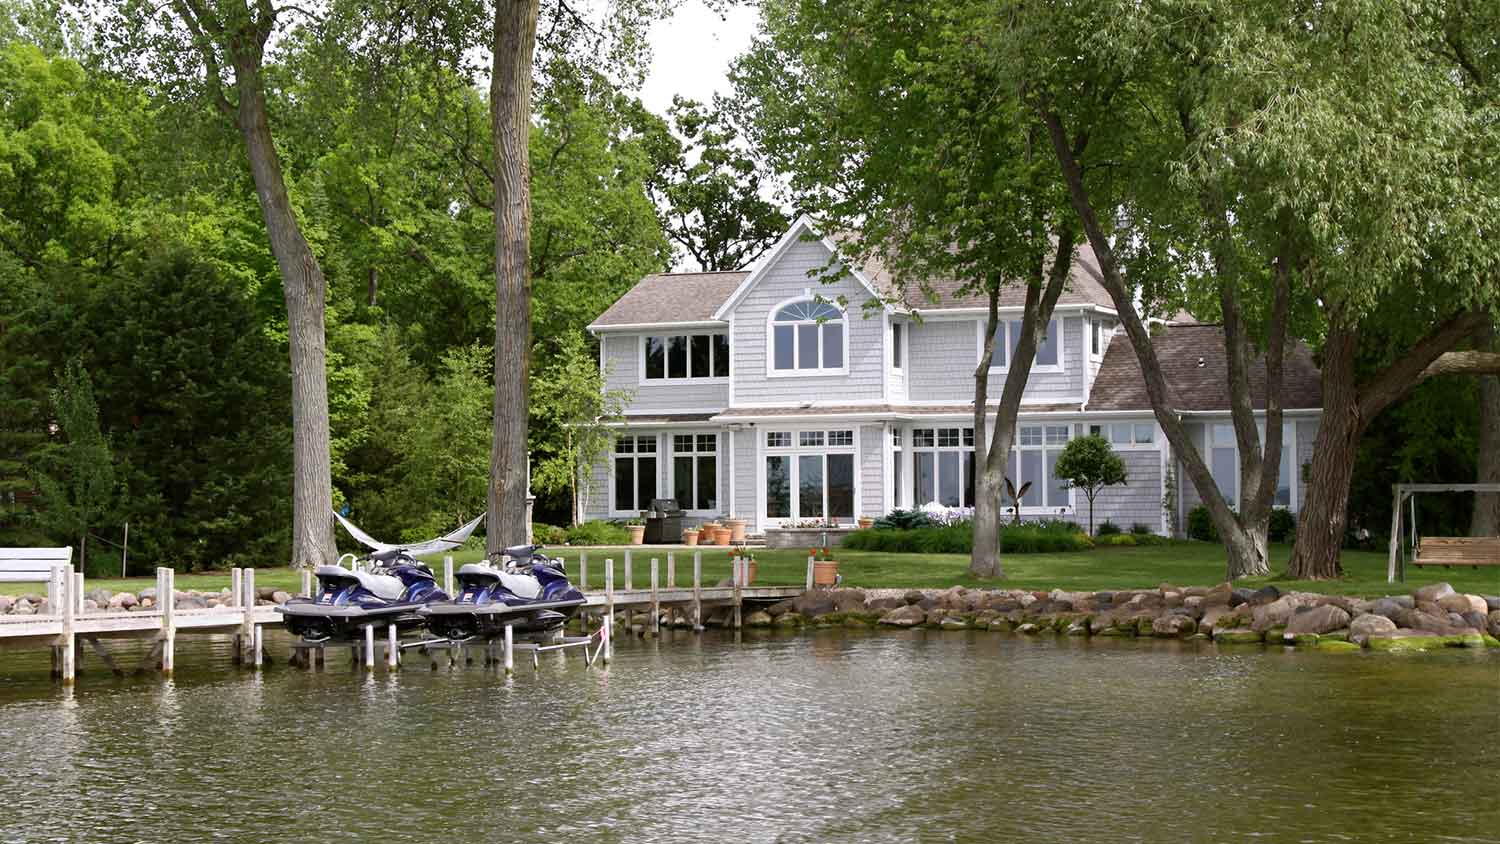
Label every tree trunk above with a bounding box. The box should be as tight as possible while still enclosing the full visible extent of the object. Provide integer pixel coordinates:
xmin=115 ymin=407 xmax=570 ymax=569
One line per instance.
xmin=234 ymin=61 xmax=337 ymax=569
xmin=971 ymin=469 xmax=1004 ymax=578
xmin=487 ymin=0 xmax=541 ymax=554
xmin=1472 ymin=319 xmax=1500 ymax=536
xmin=1286 ymin=322 xmax=1360 ymax=579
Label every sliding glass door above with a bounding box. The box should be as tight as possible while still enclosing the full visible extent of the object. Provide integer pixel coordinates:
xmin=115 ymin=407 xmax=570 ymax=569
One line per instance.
xmin=763 ymin=429 xmax=857 ymax=524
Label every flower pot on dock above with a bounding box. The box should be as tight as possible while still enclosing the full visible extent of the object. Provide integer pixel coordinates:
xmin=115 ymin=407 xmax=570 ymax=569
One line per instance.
xmin=813 ymin=560 xmax=839 ymax=587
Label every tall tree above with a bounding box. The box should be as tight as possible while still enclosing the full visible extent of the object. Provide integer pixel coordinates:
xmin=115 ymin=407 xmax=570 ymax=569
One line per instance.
xmin=32 ymin=359 xmax=116 ymax=566
xmin=1474 ymin=319 xmax=1500 ymax=536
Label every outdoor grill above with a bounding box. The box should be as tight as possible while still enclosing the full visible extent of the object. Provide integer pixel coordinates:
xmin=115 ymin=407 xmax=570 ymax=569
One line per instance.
xmin=643 ymin=498 xmax=684 ymax=544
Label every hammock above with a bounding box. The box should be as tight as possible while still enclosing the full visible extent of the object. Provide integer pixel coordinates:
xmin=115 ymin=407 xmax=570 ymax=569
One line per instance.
xmin=332 ymin=509 xmax=486 ymax=558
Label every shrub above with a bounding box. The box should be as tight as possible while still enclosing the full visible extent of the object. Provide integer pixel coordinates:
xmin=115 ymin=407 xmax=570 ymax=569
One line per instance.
xmin=1187 ymin=505 xmax=1219 ymax=542
xmin=1268 ymin=508 xmax=1296 ymax=543
xmin=565 ymin=520 xmax=631 ymax=546
xmin=1098 ymin=533 xmax=1137 ymax=546
xmin=1097 ymin=520 xmax=1122 ymax=536
xmin=843 ymin=519 xmax=1092 ymax=554
xmin=874 ymin=509 xmax=937 ymax=530
xmin=1130 ymin=522 xmax=1152 ymax=535
xmin=532 ymin=523 xmax=568 ymax=546
xmin=1132 ymin=533 xmax=1171 ymax=546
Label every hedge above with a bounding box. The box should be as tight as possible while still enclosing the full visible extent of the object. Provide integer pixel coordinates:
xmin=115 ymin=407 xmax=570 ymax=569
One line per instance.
xmin=842 ymin=520 xmax=1094 ymax=554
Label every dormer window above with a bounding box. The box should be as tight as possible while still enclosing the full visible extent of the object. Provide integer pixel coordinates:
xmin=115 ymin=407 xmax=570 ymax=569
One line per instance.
xmin=977 ymin=319 xmax=1061 ymax=372
xmin=770 ymin=299 xmax=846 ymax=374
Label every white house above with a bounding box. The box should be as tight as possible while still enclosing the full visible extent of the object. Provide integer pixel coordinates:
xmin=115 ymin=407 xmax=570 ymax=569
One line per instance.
xmin=583 ymin=217 xmax=1324 ymax=536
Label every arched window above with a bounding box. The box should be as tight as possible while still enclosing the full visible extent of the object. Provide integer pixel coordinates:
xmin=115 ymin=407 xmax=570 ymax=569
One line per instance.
xmin=770 ymin=299 xmax=845 ymax=372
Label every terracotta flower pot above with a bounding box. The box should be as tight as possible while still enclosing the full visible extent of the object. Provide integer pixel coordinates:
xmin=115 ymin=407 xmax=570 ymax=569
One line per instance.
xmin=727 ymin=518 xmax=747 ymax=543
xmin=813 ymin=560 xmax=839 ymax=587
xmin=627 ymin=524 xmax=645 ymax=545
xmin=857 ymin=517 xmax=875 ymax=530
xmin=713 ymin=526 xmax=732 ymax=546
xmin=682 ymin=529 xmax=700 ymax=546
xmin=745 ymin=559 xmax=758 ymax=584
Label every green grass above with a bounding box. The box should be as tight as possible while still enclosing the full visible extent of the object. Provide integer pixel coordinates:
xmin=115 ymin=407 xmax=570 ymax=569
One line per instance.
xmin=6 ymin=541 xmax=1496 ymax=599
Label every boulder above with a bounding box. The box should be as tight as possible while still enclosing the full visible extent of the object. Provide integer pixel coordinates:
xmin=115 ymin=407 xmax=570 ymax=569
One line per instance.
xmin=1315 ymin=639 xmax=1362 ymax=652
xmin=1014 ymin=623 xmax=1040 ymax=634
xmin=1437 ymin=594 xmax=1487 ymax=616
xmin=1489 ymin=610 xmax=1500 ymax=638
xmin=1248 ymin=585 xmax=1282 ymax=606
xmin=138 ymin=587 xmax=157 ymax=601
xmin=175 ymin=594 xmax=208 ymax=610
xmin=938 ymin=615 xmax=970 ymax=630
xmin=878 ymin=604 xmax=926 ymax=627
xmin=1200 ymin=605 xmax=1243 ymax=631
xmin=1367 ymin=598 xmax=1406 ymax=620
xmin=86 ymin=588 xmax=113 ymax=605
xmin=793 ymin=591 xmax=836 ymax=617
xmin=271 ymin=590 xmax=292 ymax=605
xmin=773 ymin=612 xmax=804 ymax=628
xmin=82 ymin=599 xmax=99 ymax=612
xmin=924 ymin=608 xmax=951 ymax=626
xmin=256 ymin=585 xmax=280 ymax=601
xmin=13 ymin=599 xmax=34 ymax=615
xmin=766 ymin=598 xmax=797 ymax=617
xmin=745 ymin=610 xmax=774 ymax=627
xmin=1213 ymin=627 xmax=1264 ymax=644
xmin=1460 ymin=611 xmax=1489 ymax=633
xmin=1349 ymin=613 xmax=1398 ymax=645
xmin=1486 ymin=596 xmax=1500 ymax=613
xmin=1413 ymin=582 xmax=1455 ymax=603
xmin=107 ymin=592 xmax=130 ymax=610
xmin=0 ymin=596 xmax=12 ymax=613
xmin=1251 ymin=596 xmax=1299 ymax=632
xmin=1151 ymin=614 xmax=1198 ymax=638
xmin=902 ymin=590 xmax=925 ymax=605
xmin=865 ymin=596 xmax=905 ymax=613
xmin=1394 ymin=608 xmax=1469 ymax=634
xmin=831 ymin=589 xmax=868 ymax=614
xmin=1284 ymin=605 xmax=1351 ymax=636
xmin=1366 ymin=630 xmax=1447 ymax=652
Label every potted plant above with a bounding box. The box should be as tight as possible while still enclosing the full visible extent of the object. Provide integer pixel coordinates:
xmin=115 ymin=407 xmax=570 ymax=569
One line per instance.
xmin=726 ymin=514 xmax=747 ymax=543
xmin=682 ymin=526 xmax=700 ymax=546
xmin=856 ymin=515 xmax=875 ymax=530
xmin=712 ymin=522 xmax=732 ymax=546
xmin=625 ymin=517 xmax=645 ymax=545
xmin=732 ymin=546 xmax=758 ymax=584
xmin=812 ymin=546 xmax=839 ymax=588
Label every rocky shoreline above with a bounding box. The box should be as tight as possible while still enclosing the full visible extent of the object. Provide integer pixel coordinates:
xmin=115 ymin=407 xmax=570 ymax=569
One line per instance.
xmin=0 ymin=586 xmax=292 ymax=616
xmin=732 ymin=581 xmax=1500 ymax=652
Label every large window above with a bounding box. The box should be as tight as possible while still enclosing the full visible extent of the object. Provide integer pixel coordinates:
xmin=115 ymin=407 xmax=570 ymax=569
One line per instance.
xmin=644 ymin=333 xmax=729 ymax=380
xmin=672 ymin=434 xmax=718 ymax=511
xmin=764 ymin=429 xmax=856 ymax=522
xmin=613 ymin=435 xmax=658 ymax=514
xmin=1006 ymin=424 xmax=1071 ymax=510
xmin=771 ymin=300 xmax=844 ymax=373
xmin=1203 ymin=422 xmax=1297 ymax=509
xmin=911 ymin=427 xmax=976 ymax=508
xmin=1090 ymin=422 xmax=1155 ymax=447
xmin=980 ymin=319 xmax=1060 ymax=370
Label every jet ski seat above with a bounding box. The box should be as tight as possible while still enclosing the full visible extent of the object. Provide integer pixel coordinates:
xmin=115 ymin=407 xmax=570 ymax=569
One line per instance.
xmin=502 ymin=544 xmax=540 ymax=559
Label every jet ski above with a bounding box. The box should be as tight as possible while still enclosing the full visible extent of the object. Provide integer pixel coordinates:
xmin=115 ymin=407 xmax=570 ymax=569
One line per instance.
xmin=421 ymin=544 xmax=586 ymax=640
xmin=275 ymin=510 xmax=482 ymax=642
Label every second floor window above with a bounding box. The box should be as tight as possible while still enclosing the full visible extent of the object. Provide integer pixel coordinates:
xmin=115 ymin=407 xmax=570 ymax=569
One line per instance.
xmin=644 ymin=333 xmax=729 ymax=380
xmin=891 ymin=322 xmax=904 ymax=370
xmin=771 ymin=299 xmax=844 ymax=373
xmin=981 ymin=319 xmax=1060 ymax=370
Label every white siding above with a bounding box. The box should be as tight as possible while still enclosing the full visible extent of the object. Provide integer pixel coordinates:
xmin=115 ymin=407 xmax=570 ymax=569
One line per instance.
xmin=602 ymin=333 xmax=730 ymax=414
xmin=729 ymin=240 xmax=885 ymax=404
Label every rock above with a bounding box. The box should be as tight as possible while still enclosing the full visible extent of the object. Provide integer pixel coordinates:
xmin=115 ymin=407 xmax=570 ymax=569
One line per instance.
xmin=1368 ymin=598 xmax=1405 ymax=620
xmin=1460 ymin=611 xmax=1489 ymax=632
xmin=82 ymin=599 xmax=99 ymax=612
xmin=1489 ymin=610 xmax=1500 ymax=638
xmin=1349 ymin=613 xmax=1398 ymax=645
xmin=1017 ymin=593 xmax=1037 ymax=608
xmin=1316 ymin=639 xmax=1362 ymax=652
xmin=256 ymin=586 xmax=279 ymax=601
xmin=1248 ymin=585 xmax=1281 ymax=606
xmin=1437 ymin=594 xmax=1487 ymax=615
xmin=1413 ymin=582 xmax=1455 ymax=603
xmin=939 ymin=615 xmax=970 ymax=630
xmin=773 ymin=612 xmax=804 ymax=628
xmin=766 ymin=598 xmax=797 ymax=617
xmin=1213 ymin=628 xmax=1264 ymax=644
xmin=745 ymin=611 xmax=773 ymax=627
xmin=794 ymin=591 xmax=837 ymax=617
xmin=1394 ymin=608 xmax=1469 ymax=634
xmin=1200 ymin=605 xmax=1241 ymax=632
xmin=138 ymin=587 xmax=157 ymax=601
xmin=1152 ymin=614 xmax=1198 ymax=638
xmin=175 ymin=594 xmax=208 ymax=610
xmin=1251 ymin=596 xmax=1298 ymax=632
xmin=831 ymin=589 xmax=867 ymax=614
xmin=107 ymin=593 xmax=130 ymax=610
xmin=1485 ymin=596 xmax=1500 ymax=613
xmin=1014 ymin=623 xmax=1040 ymax=634
xmin=865 ymin=596 xmax=904 ymax=612
xmin=86 ymin=588 xmax=112 ymax=605
xmin=902 ymin=590 xmax=925 ymax=605
xmin=878 ymin=604 xmax=926 ymax=627
xmin=1285 ymin=605 xmax=1351 ymax=636
xmin=13 ymin=599 xmax=34 ymax=615
xmin=1366 ymin=630 xmax=1447 ymax=652
xmin=924 ymin=608 xmax=951 ymax=626
xmin=0 ymin=596 xmax=12 ymax=613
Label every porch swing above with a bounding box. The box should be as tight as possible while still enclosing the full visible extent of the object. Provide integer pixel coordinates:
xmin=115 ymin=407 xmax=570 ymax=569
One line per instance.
xmin=1386 ymin=483 xmax=1500 ymax=582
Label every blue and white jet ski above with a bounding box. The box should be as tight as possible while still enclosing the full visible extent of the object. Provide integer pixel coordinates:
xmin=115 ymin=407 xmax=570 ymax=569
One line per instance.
xmin=420 ymin=545 xmax=586 ymax=640
xmin=276 ymin=510 xmax=482 ymax=642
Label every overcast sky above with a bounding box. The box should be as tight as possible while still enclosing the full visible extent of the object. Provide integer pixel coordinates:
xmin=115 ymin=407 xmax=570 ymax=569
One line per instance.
xmin=637 ymin=0 xmax=761 ymax=117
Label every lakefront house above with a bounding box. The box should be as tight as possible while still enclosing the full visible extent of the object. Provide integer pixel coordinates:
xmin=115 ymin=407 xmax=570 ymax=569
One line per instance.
xmin=583 ymin=217 xmax=1324 ymax=538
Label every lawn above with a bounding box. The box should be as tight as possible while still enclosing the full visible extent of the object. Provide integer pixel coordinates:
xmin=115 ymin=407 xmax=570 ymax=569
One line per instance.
xmin=5 ymin=541 xmax=1495 ymax=598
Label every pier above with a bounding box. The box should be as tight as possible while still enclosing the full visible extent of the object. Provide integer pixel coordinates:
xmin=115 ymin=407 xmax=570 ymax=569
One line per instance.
xmin=0 ymin=550 xmax=805 ymax=686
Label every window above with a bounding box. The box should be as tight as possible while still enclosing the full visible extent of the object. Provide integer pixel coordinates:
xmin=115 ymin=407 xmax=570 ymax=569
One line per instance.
xmin=1210 ymin=423 xmax=1237 ymax=502
xmin=911 ymin=427 xmax=976 ymax=508
xmin=763 ymin=428 xmax=857 ymax=523
xmin=892 ymin=429 xmax=904 ymax=510
xmin=981 ymin=319 xmax=1060 ymax=370
xmin=612 ymin=435 xmax=657 ymax=514
xmin=643 ymin=333 xmax=729 ymax=381
xmin=672 ymin=434 xmax=718 ymax=511
xmin=1091 ymin=319 xmax=1112 ymax=359
xmin=891 ymin=322 xmax=903 ymax=370
xmin=1005 ymin=424 xmax=1072 ymax=511
xmin=1091 ymin=422 xmax=1155 ymax=446
xmin=771 ymin=300 xmax=845 ymax=373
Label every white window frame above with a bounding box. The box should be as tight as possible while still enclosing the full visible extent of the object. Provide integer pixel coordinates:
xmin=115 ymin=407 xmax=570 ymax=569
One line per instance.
xmin=640 ymin=332 xmax=730 ymax=384
xmin=761 ymin=427 xmax=859 ymax=525
xmin=669 ymin=432 xmax=720 ymax=515
xmin=766 ymin=296 xmax=850 ymax=378
xmin=1089 ymin=420 xmax=1158 ymax=450
xmin=1090 ymin=317 xmax=1112 ymax=361
xmin=610 ymin=434 xmax=660 ymax=516
xmin=975 ymin=318 xmax=1065 ymax=375
xmin=890 ymin=320 xmax=905 ymax=372
xmin=910 ymin=427 xmax=976 ymax=509
xmin=1202 ymin=420 xmax=1298 ymax=512
xmin=1009 ymin=424 xmax=1074 ymax=513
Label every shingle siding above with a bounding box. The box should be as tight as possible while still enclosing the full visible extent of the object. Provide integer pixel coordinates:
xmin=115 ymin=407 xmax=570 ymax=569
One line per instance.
xmin=860 ymin=424 xmax=883 ymax=518
xmin=907 ymin=316 xmax=1085 ymax=403
xmin=1090 ymin=449 xmax=1163 ymax=534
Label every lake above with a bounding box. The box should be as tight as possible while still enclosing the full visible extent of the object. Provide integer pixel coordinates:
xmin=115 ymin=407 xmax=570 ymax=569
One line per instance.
xmin=1 ymin=629 xmax=1496 ymax=843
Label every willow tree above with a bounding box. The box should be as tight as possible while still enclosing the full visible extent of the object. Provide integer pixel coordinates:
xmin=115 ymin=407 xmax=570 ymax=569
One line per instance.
xmin=734 ymin=0 xmax=1084 ymax=578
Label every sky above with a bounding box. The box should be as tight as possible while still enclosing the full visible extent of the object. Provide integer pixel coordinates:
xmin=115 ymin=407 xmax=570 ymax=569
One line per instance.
xmin=637 ymin=1 xmax=761 ymax=117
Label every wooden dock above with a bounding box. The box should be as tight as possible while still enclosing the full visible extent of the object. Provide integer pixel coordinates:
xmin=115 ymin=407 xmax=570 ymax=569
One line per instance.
xmin=0 ymin=552 xmax=804 ymax=686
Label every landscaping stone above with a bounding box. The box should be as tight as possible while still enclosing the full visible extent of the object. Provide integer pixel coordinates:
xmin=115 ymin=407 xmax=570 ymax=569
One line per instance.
xmin=902 ymin=590 xmax=925 ymax=605
xmin=1248 ymin=585 xmax=1281 ymax=606
xmin=1394 ymin=608 xmax=1469 ymax=634
xmin=865 ymin=596 xmax=904 ymax=613
xmin=745 ymin=611 xmax=773 ymax=627
xmin=1366 ymin=630 xmax=1448 ymax=652
xmin=1485 ymin=596 xmax=1500 ymax=612
xmin=793 ymin=592 xmax=836 ymax=617
xmin=86 ymin=588 xmax=112 ymax=605
xmin=1251 ymin=597 xmax=1298 ymax=632
xmin=1349 ymin=613 xmax=1398 ymax=645
xmin=1152 ymin=614 xmax=1197 ymax=637
xmin=1413 ymin=582 xmax=1455 ymax=603
xmin=1488 ymin=610 xmax=1500 ymax=638
xmin=0 ymin=596 xmax=12 ymax=614
xmin=1367 ymin=598 xmax=1405 ymax=620
xmin=831 ymin=590 xmax=867 ymax=614
xmin=939 ymin=615 xmax=970 ymax=630
xmin=13 ymin=599 xmax=34 ymax=615
xmin=766 ymin=598 xmax=796 ymax=617
xmin=1437 ymin=594 xmax=1486 ymax=616
xmin=138 ymin=587 xmax=157 ymax=601
xmin=1213 ymin=628 xmax=1263 ymax=644
xmin=879 ymin=604 xmax=926 ymax=627
xmin=1285 ymin=605 xmax=1351 ymax=636
xmin=1315 ymin=639 xmax=1361 ymax=652
xmin=774 ymin=612 xmax=804 ymax=628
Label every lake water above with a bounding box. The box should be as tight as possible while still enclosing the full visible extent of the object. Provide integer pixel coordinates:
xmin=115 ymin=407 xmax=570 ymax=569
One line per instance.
xmin=1 ymin=629 xmax=1497 ymax=843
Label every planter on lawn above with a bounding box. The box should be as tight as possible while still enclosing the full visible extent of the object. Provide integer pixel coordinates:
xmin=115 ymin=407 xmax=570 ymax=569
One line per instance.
xmin=765 ymin=526 xmax=856 ymax=549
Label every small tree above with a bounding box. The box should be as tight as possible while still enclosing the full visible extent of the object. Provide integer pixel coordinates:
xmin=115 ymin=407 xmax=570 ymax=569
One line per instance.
xmin=32 ymin=359 xmax=116 ymax=564
xmin=530 ymin=331 xmax=632 ymax=526
xmin=1053 ymin=435 xmax=1127 ymax=536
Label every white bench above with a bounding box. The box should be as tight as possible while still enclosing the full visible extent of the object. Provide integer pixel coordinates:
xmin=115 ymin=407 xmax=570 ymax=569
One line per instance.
xmin=0 ymin=546 xmax=74 ymax=584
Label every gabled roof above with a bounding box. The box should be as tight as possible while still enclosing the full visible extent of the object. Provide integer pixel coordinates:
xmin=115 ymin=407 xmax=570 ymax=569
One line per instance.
xmin=1086 ymin=325 xmax=1323 ymax=412
xmin=710 ymin=215 xmax=887 ymax=321
xmin=589 ymin=270 xmax=747 ymax=329
xmin=863 ymin=242 xmax=1118 ymax=313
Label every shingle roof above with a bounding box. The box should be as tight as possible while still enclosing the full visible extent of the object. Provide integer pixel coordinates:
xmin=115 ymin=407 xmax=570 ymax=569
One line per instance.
xmin=1086 ymin=325 xmax=1323 ymax=412
xmin=590 ymin=271 xmax=748 ymax=328
xmin=860 ymin=242 xmax=1118 ymax=312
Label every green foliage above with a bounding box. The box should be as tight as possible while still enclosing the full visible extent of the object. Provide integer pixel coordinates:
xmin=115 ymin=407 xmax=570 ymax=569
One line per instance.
xmin=30 ymin=359 xmax=116 ymax=549
xmin=1187 ymin=506 xmax=1220 ymax=543
xmin=1130 ymin=522 xmax=1153 ymax=536
xmin=532 ymin=523 xmax=568 ymax=546
xmin=1053 ymin=435 xmax=1128 ymax=535
xmin=1096 ymin=521 xmax=1122 ymax=536
xmin=565 ymin=520 xmax=632 ymax=546
xmin=844 ymin=520 xmax=1093 ymax=555
xmin=874 ymin=509 xmax=938 ymax=530
xmin=1097 ymin=534 xmax=1136 ymax=547
xmin=530 ymin=329 xmax=632 ymax=525
xmin=1268 ymin=509 xmax=1297 ymax=544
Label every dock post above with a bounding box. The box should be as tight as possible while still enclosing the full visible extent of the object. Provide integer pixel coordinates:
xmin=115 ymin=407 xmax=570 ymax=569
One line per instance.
xmin=579 ymin=552 xmax=588 ymax=592
xmin=443 ymin=555 xmax=454 ymax=598
xmin=73 ymin=570 xmax=84 ymax=616
xmin=732 ymin=557 xmax=742 ymax=629
xmin=503 ymin=624 xmax=514 ymax=674
xmin=806 ymin=555 xmax=815 ymax=591
xmin=692 ymin=551 xmax=703 ymax=631
xmin=624 ymin=550 xmax=633 ymax=591
xmin=61 ymin=563 xmax=76 ymax=685
xmin=253 ymin=624 xmax=263 ymax=668
xmin=230 ymin=568 xmax=242 ymax=608
xmin=363 ymin=624 xmax=375 ymax=670
xmin=240 ymin=568 xmax=257 ymax=665
xmin=666 ymin=552 xmax=676 ymax=589
xmin=387 ymin=623 xmax=398 ymax=670
xmin=604 ymin=558 xmax=615 ymax=664
xmin=650 ymin=557 xmax=660 ymax=636
xmin=159 ymin=567 xmax=176 ymax=675
xmin=301 ymin=568 xmax=313 ymax=598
